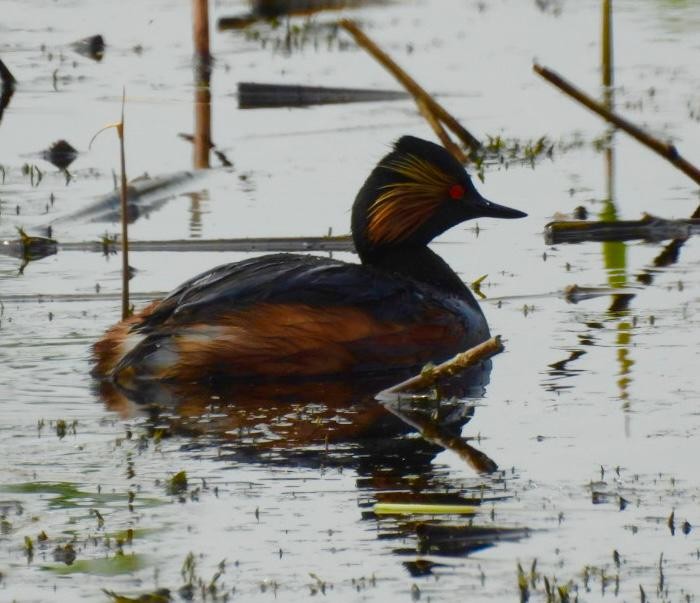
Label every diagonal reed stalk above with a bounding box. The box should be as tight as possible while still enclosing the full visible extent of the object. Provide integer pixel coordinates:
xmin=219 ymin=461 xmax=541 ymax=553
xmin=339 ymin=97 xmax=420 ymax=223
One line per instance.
xmin=339 ymin=19 xmax=481 ymax=162
xmin=534 ymin=63 xmax=700 ymax=188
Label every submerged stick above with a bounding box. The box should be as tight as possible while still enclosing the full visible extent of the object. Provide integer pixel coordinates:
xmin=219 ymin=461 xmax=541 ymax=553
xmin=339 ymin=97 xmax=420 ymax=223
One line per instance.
xmin=82 ymin=235 xmax=354 ymax=253
xmin=544 ymin=214 xmax=700 ymax=245
xmin=0 ymin=234 xmax=355 ymax=259
xmin=378 ymin=336 xmax=503 ymax=398
xmin=237 ymin=82 xmax=408 ymax=109
xmin=382 ymin=402 xmax=498 ymax=474
xmin=339 ymin=19 xmax=481 ymax=154
xmin=534 ymin=64 xmax=700 ymax=186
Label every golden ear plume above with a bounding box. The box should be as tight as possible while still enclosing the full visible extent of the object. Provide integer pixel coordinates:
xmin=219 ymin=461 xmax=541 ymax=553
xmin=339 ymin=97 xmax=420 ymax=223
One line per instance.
xmin=367 ymin=154 xmax=454 ymax=245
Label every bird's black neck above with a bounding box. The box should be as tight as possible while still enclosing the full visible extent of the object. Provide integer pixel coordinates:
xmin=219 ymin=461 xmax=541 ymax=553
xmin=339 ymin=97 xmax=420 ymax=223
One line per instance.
xmin=360 ymin=245 xmax=480 ymax=310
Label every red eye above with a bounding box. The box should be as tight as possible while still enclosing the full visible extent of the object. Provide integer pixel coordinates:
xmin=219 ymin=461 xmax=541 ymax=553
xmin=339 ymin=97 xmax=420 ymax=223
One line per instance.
xmin=449 ymin=184 xmax=465 ymax=200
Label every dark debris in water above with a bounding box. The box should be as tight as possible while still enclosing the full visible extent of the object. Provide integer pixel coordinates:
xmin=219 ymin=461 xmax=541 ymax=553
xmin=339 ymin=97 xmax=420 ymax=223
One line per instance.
xmin=402 ymin=558 xmax=448 ymax=577
xmin=42 ymin=140 xmax=78 ymax=170
xmin=52 ymin=543 xmax=77 ymax=566
xmin=0 ymin=58 xmax=16 ymax=125
xmin=218 ymin=0 xmax=387 ymax=30
xmin=0 ymin=227 xmax=57 ymax=264
xmin=224 ymin=18 xmax=352 ymax=55
xmin=166 ymin=471 xmax=188 ymax=496
xmin=71 ymin=35 xmax=106 ymax=61
xmin=415 ymin=523 xmax=529 ymax=557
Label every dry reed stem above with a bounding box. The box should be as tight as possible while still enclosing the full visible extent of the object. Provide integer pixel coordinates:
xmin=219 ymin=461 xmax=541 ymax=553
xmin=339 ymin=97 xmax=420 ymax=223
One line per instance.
xmin=416 ymin=98 xmax=468 ymax=164
xmin=117 ymin=89 xmax=130 ymax=320
xmin=545 ymin=215 xmax=700 ymax=244
xmin=339 ymin=19 xmax=481 ymax=155
xmin=379 ymin=335 xmax=503 ymax=396
xmin=534 ymin=63 xmax=700 ymax=187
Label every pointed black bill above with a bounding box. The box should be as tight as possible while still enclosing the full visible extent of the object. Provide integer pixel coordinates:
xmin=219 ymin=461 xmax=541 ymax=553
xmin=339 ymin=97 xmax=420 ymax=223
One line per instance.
xmin=475 ymin=196 xmax=527 ymax=219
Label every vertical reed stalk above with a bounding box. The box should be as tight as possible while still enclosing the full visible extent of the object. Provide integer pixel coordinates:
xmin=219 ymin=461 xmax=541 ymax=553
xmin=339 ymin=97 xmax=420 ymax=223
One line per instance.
xmin=193 ymin=0 xmax=212 ymax=169
xmin=194 ymin=84 xmax=212 ymax=169
xmin=117 ymin=89 xmax=130 ymax=320
xmin=602 ymin=0 xmax=613 ymax=92
xmin=192 ymin=0 xmax=210 ymax=64
xmin=88 ymin=90 xmax=131 ymax=319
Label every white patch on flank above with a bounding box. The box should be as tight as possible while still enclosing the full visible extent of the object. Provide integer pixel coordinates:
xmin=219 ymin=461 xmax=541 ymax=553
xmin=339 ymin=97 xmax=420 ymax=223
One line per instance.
xmin=120 ymin=333 xmax=146 ymax=358
xmin=144 ymin=346 xmax=180 ymax=374
xmin=182 ymin=325 xmax=227 ymax=343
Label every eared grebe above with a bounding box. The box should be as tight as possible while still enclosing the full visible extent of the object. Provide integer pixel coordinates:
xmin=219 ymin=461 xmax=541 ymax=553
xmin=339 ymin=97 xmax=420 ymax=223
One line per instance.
xmin=93 ymin=136 xmax=525 ymax=387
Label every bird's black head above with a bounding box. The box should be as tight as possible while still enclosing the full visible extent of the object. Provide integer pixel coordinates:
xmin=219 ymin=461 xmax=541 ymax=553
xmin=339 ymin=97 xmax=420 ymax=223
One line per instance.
xmin=351 ymin=136 xmax=526 ymax=261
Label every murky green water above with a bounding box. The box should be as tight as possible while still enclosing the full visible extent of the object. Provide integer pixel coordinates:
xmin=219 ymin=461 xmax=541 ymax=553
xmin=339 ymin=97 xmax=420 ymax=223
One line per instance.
xmin=1 ymin=0 xmax=699 ymax=601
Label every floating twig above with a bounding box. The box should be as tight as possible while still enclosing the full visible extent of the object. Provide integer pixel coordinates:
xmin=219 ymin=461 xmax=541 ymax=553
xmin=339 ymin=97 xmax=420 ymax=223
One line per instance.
xmin=377 ymin=336 xmax=503 ymax=398
xmin=534 ymin=63 xmax=700 ymax=187
xmin=340 ymin=19 xmax=481 ymax=155
xmin=544 ymin=214 xmax=700 ymax=245
xmin=376 ymin=337 xmax=504 ymax=474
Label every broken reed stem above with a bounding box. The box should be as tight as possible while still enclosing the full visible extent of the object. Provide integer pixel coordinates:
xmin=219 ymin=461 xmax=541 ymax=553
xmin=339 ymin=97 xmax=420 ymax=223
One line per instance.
xmin=339 ymin=19 xmax=481 ymax=155
xmin=534 ymin=63 xmax=700 ymax=187
xmin=416 ymin=98 xmax=468 ymax=164
xmin=545 ymin=215 xmax=700 ymax=245
xmin=602 ymin=0 xmax=613 ymax=90
xmin=380 ymin=336 xmax=503 ymax=396
xmin=117 ymin=91 xmax=130 ymax=320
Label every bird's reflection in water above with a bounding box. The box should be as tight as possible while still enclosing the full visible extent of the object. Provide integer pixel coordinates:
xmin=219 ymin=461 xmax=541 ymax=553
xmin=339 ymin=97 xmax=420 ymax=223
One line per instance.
xmin=98 ymin=364 xmax=489 ymax=465
xmin=97 ymin=360 xmax=528 ymax=564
